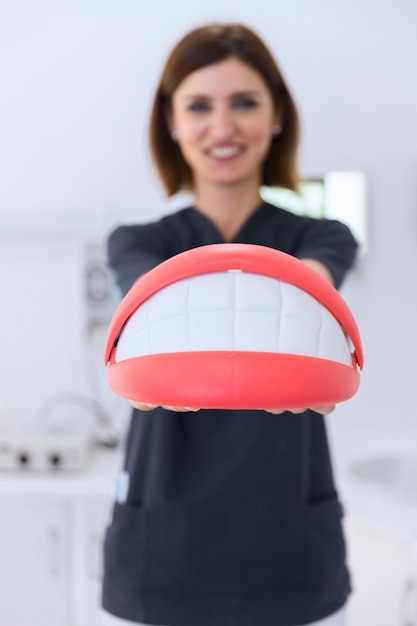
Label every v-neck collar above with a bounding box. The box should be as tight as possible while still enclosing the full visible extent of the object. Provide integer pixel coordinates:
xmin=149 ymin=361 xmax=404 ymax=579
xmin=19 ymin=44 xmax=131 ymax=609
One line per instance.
xmin=189 ymin=202 xmax=268 ymax=243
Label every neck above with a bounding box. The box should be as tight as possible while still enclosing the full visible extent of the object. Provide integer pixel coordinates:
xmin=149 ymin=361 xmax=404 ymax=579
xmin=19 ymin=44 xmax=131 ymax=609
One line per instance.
xmin=193 ymin=180 xmax=263 ymax=241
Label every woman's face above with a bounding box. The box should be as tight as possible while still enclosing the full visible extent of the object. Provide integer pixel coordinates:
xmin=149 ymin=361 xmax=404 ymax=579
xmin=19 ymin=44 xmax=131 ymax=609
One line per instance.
xmin=170 ymin=57 xmax=280 ymax=190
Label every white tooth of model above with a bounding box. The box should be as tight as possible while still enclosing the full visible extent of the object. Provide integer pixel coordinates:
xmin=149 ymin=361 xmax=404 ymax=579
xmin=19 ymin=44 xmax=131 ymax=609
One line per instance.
xmin=115 ymin=271 xmax=351 ymax=366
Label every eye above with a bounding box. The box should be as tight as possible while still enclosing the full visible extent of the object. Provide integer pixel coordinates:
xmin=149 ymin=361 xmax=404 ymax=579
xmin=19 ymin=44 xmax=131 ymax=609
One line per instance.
xmin=187 ymin=100 xmax=210 ymax=113
xmin=233 ymin=97 xmax=259 ymax=110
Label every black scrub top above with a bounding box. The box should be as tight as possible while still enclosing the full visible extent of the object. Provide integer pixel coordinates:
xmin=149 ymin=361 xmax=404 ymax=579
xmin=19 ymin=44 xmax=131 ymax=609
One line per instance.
xmin=102 ymin=203 xmax=358 ymax=626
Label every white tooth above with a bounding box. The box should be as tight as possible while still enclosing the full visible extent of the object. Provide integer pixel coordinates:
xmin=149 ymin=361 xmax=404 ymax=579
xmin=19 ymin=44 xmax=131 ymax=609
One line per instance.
xmin=210 ymin=146 xmax=239 ymax=158
xmin=115 ymin=272 xmax=352 ymax=366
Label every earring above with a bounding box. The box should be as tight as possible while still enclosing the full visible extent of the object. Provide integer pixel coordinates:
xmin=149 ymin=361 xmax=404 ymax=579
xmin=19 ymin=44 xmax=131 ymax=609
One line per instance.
xmin=272 ymin=124 xmax=282 ymax=136
xmin=171 ymin=129 xmax=180 ymax=141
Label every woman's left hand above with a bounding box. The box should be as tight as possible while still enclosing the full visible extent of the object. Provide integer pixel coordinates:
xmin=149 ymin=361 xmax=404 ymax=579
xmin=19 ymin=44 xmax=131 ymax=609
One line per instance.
xmin=267 ymin=405 xmax=336 ymax=415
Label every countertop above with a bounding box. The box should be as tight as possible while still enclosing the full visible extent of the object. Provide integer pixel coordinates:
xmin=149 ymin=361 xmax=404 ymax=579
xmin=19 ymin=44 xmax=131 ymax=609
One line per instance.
xmin=0 ymin=444 xmax=123 ymax=498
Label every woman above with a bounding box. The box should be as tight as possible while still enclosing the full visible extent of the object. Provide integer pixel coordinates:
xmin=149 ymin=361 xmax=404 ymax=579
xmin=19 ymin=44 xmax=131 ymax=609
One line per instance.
xmin=102 ymin=23 xmax=358 ymax=626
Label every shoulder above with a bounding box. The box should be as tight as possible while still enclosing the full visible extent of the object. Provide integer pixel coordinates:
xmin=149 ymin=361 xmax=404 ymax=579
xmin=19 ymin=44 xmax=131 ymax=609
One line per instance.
xmin=259 ymin=203 xmax=358 ymax=288
xmin=294 ymin=217 xmax=358 ymax=288
xmin=106 ymin=208 xmax=201 ymax=294
xmin=262 ymin=202 xmax=350 ymax=234
xmin=108 ymin=208 xmax=195 ymax=253
xmin=262 ymin=201 xmax=355 ymax=244
xmin=109 ymin=208 xmax=192 ymax=240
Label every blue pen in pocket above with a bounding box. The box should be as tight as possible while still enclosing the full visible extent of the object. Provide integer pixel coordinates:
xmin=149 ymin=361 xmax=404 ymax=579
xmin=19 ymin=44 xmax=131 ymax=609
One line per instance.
xmin=114 ymin=470 xmax=130 ymax=504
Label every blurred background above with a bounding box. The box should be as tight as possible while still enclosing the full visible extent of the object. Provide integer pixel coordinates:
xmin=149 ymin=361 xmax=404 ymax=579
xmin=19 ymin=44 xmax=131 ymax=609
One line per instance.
xmin=1 ymin=1 xmax=417 ymax=625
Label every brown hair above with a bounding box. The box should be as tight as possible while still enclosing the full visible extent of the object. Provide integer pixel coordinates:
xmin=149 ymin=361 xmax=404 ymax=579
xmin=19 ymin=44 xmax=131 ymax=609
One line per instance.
xmin=149 ymin=23 xmax=300 ymax=195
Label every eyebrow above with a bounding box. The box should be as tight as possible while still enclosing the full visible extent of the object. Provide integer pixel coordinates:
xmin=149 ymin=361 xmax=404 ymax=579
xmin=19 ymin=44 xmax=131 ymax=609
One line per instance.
xmin=179 ymin=90 xmax=266 ymax=101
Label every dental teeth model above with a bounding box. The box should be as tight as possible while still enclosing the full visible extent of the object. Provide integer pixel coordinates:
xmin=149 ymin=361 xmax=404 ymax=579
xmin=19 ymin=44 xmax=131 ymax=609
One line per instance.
xmin=104 ymin=244 xmax=363 ymax=410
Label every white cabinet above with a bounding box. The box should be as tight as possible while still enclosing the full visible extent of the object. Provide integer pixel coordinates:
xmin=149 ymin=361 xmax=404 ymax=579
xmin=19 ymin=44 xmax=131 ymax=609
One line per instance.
xmin=72 ymin=497 xmax=112 ymax=626
xmin=344 ymin=516 xmax=417 ymax=626
xmin=0 ymin=448 xmax=120 ymax=626
xmin=0 ymin=499 xmax=70 ymax=626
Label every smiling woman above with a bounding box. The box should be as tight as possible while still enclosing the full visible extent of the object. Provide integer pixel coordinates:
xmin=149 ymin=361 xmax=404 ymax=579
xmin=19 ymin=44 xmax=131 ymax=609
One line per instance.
xmin=149 ymin=23 xmax=299 ymax=193
xmin=168 ymin=59 xmax=279 ymax=198
xmin=102 ymin=22 xmax=359 ymax=626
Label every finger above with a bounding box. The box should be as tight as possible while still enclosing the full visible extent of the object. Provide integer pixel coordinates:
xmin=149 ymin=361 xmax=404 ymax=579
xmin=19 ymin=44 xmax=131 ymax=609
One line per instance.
xmin=265 ymin=408 xmax=306 ymax=414
xmin=162 ymin=405 xmax=200 ymax=412
xmin=289 ymin=406 xmax=336 ymax=415
xmin=129 ymin=401 xmax=157 ymax=411
xmin=313 ymin=405 xmax=336 ymax=415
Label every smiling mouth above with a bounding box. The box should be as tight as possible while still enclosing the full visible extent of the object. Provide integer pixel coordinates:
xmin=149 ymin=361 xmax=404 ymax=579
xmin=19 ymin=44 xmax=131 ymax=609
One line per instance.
xmin=208 ymin=145 xmax=243 ymax=159
xmin=115 ymin=271 xmax=352 ymax=366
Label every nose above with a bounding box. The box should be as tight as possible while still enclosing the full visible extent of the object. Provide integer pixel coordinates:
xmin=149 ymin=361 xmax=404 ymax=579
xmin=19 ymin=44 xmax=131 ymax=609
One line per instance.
xmin=209 ymin=105 xmax=236 ymax=138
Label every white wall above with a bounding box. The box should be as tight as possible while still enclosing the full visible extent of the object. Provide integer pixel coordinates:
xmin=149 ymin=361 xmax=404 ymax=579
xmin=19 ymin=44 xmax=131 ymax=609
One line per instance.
xmin=1 ymin=0 xmax=417 ymax=432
